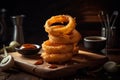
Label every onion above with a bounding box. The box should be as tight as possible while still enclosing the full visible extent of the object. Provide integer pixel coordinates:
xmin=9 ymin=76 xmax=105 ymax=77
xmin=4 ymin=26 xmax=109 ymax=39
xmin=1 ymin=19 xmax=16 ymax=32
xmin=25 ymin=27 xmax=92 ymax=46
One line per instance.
xmin=0 ymin=55 xmax=14 ymax=71
xmin=9 ymin=41 xmax=20 ymax=48
xmin=103 ymin=61 xmax=118 ymax=72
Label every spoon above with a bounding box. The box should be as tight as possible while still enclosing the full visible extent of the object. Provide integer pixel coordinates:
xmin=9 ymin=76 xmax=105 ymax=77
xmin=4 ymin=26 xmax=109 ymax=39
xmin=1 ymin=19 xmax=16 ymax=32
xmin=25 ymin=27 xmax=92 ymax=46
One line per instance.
xmin=0 ymin=45 xmax=14 ymax=71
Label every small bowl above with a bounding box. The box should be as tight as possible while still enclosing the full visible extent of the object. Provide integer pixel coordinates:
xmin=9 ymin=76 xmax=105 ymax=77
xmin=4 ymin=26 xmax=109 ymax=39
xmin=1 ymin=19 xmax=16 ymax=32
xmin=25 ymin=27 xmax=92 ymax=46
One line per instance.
xmin=84 ymin=36 xmax=106 ymax=52
xmin=15 ymin=44 xmax=41 ymax=55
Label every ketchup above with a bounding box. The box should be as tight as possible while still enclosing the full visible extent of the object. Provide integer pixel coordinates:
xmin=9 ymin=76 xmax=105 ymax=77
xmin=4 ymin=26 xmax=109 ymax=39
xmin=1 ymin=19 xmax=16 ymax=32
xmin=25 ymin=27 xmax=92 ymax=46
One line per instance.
xmin=48 ymin=64 xmax=58 ymax=69
xmin=20 ymin=44 xmax=37 ymax=49
xmin=34 ymin=59 xmax=44 ymax=65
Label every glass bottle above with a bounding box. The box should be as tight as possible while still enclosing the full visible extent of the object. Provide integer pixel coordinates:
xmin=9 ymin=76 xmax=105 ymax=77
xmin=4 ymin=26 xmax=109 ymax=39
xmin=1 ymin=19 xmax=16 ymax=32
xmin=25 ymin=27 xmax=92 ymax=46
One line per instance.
xmin=0 ymin=8 xmax=7 ymax=48
xmin=101 ymin=26 xmax=117 ymax=48
xmin=11 ymin=15 xmax=25 ymax=45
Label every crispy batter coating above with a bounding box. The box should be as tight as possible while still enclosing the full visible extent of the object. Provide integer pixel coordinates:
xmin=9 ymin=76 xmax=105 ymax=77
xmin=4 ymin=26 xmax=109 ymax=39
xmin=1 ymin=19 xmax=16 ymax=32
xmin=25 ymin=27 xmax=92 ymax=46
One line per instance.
xmin=42 ymin=40 xmax=74 ymax=54
xmin=44 ymin=15 xmax=76 ymax=36
xmin=41 ymin=52 xmax=73 ymax=63
xmin=48 ymin=29 xmax=81 ymax=44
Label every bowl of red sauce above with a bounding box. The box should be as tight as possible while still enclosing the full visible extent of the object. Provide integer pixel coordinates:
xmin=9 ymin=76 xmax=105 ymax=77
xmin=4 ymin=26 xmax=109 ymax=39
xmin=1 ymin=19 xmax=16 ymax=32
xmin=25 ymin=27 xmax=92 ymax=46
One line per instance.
xmin=16 ymin=44 xmax=41 ymax=55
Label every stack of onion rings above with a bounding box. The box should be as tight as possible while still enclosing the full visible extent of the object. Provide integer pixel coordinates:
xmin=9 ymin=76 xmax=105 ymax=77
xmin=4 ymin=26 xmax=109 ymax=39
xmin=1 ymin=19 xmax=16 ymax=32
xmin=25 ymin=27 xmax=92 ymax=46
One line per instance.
xmin=41 ymin=15 xmax=81 ymax=63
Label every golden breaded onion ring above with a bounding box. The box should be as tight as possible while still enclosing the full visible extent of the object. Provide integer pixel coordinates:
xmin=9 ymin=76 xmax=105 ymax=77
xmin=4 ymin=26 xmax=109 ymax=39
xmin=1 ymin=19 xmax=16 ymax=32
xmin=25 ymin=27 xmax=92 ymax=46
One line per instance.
xmin=42 ymin=40 xmax=74 ymax=54
xmin=73 ymin=43 xmax=79 ymax=54
xmin=44 ymin=15 xmax=76 ymax=36
xmin=48 ymin=29 xmax=81 ymax=44
xmin=41 ymin=52 xmax=72 ymax=63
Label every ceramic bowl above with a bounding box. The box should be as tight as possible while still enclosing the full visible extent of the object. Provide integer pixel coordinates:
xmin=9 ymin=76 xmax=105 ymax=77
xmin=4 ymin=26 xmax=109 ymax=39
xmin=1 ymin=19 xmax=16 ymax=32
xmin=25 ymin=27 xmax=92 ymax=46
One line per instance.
xmin=84 ymin=36 xmax=106 ymax=52
xmin=15 ymin=44 xmax=40 ymax=55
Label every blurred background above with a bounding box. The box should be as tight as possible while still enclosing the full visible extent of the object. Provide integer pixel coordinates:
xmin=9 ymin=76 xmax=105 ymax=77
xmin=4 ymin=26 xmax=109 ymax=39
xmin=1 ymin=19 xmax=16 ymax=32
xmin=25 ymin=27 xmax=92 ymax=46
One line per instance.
xmin=0 ymin=0 xmax=120 ymax=46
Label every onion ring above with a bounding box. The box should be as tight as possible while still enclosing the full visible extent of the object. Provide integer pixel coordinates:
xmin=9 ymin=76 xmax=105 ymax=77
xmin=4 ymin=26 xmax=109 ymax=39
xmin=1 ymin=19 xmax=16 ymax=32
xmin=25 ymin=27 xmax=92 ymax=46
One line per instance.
xmin=73 ymin=43 xmax=79 ymax=54
xmin=44 ymin=15 xmax=76 ymax=36
xmin=48 ymin=29 xmax=81 ymax=44
xmin=41 ymin=52 xmax=72 ymax=63
xmin=42 ymin=40 xmax=74 ymax=54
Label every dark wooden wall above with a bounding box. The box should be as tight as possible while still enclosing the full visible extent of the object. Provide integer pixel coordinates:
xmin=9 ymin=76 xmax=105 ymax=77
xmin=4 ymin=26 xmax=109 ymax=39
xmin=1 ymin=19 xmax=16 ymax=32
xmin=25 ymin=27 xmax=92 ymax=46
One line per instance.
xmin=0 ymin=0 xmax=120 ymax=45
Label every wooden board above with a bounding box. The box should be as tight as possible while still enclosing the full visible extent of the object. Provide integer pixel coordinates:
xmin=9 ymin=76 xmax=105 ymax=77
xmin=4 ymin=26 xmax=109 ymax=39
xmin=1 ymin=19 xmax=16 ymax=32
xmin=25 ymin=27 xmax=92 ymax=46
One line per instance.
xmin=1 ymin=50 xmax=108 ymax=79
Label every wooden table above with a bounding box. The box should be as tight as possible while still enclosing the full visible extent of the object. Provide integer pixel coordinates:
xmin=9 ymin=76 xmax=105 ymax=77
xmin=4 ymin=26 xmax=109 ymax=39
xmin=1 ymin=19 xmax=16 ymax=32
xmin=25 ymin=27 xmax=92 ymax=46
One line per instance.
xmin=0 ymin=48 xmax=120 ymax=80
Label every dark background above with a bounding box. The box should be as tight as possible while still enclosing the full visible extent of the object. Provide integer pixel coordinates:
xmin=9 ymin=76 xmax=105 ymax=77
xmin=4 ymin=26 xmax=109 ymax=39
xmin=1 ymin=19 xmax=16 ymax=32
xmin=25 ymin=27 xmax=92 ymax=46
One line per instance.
xmin=0 ymin=0 xmax=120 ymax=46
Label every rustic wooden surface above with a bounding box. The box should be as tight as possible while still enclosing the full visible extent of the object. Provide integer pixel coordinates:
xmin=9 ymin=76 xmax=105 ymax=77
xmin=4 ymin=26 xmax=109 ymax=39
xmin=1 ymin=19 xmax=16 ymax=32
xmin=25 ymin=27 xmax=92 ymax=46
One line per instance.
xmin=1 ymin=50 xmax=108 ymax=79
xmin=0 ymin=50 xmax=120 ymax=80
